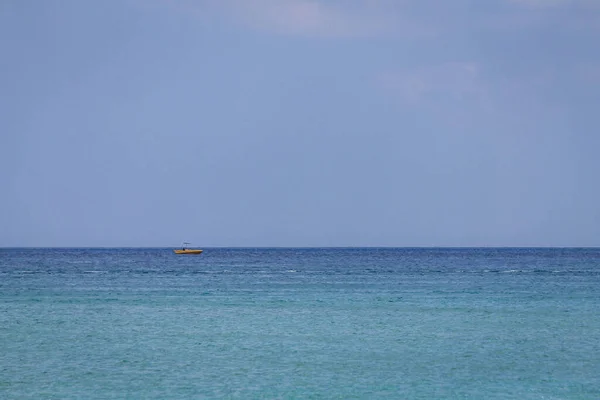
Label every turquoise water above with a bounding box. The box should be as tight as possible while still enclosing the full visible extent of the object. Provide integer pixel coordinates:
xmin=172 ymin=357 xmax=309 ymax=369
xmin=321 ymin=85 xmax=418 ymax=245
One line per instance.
xmin=1 ymin=248 xmax=599 ymax=399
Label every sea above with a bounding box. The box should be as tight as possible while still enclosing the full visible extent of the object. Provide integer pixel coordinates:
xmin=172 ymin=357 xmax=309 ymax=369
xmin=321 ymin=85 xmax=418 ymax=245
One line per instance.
xmin=1 ymin=247 xmax=599 ymax=399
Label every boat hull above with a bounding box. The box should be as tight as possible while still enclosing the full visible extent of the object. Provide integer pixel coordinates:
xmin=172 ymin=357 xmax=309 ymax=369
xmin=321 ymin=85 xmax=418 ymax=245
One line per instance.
xmin=173 ymin=249 xmax=203 ymax=255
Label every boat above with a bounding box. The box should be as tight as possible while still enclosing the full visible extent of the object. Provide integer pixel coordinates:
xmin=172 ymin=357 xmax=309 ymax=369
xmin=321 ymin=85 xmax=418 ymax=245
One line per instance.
xmin=173 ymin=242 xmax=203 ymax=255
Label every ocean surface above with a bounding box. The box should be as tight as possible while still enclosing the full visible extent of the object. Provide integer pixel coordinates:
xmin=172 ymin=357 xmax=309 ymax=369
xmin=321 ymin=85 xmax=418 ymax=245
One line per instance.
xmin=1 ymin=248 xmax=599 ymax=399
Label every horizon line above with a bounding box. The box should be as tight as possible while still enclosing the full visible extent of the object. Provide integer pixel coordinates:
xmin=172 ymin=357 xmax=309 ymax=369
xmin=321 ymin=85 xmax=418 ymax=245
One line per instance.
xmin=2 ymin=246 xmax=599 ymax=249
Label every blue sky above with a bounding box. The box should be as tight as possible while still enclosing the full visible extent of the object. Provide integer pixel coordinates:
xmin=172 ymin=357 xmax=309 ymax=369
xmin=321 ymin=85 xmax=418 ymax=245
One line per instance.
xmin=1 ymin=0 xmax=599 ymax=247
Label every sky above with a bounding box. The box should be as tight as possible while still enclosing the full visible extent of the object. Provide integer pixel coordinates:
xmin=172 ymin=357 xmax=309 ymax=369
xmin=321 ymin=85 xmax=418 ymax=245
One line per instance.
xmin=1 ymin=0 xmax=599 ymax=247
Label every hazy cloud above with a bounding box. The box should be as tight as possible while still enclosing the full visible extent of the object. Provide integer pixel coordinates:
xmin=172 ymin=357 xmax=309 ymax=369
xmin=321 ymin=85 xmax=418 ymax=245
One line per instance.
xmin=508 ymin=0 xmax=600 ymax=7
xmin=508 ymin=0 xmax=572 ymax=7
xmin=222 ymin=0 xmax=391 ymax=37
xmin=377 ymin=63 xmax=486 ymax=105
xmin=156 ymin=0 xmax=599 ymax=39
xmin=156 ymin=0 xmax=442 ymax=38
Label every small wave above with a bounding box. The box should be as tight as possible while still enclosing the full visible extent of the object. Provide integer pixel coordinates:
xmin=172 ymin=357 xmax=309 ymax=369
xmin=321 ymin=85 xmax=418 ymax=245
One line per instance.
xmin=286 ymin=270 xmax=297 ymax=273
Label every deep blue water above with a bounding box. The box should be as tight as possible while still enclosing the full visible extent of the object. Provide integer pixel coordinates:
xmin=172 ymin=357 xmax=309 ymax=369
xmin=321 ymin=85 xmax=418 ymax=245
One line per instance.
xmin=1 ymin=248 xmax=599 ymax=399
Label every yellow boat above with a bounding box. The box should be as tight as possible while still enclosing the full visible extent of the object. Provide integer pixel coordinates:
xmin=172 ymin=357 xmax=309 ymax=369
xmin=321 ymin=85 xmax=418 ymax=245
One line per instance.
xmin=174 ymin=249 xmax=203 ymax=254
xmin=173 ymin=242 xmax=203 ymax=255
